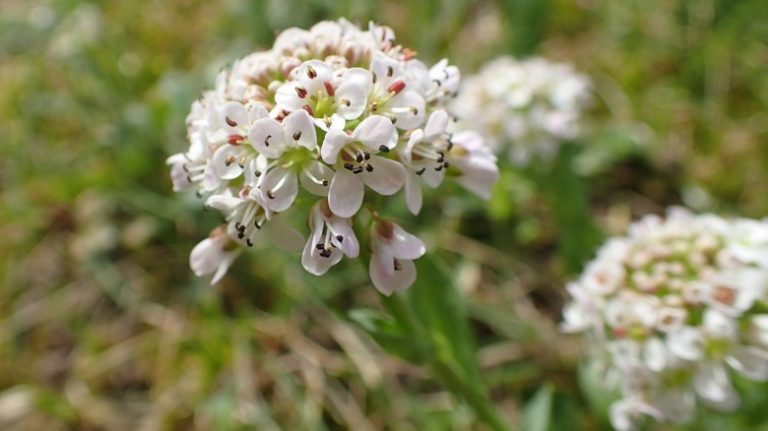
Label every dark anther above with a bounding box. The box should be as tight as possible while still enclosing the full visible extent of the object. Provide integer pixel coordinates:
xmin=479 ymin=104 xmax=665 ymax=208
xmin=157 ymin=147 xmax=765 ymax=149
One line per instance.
xmin=352 ymin=167 xmax=364 ymax=174
xmin=238 ymin=232 xmax=245 ymax=239
xmin=443 ymin=162 xmax=450 ymax=168
xmin=435 ymin=165 xmax=443 ymax=171
xmin=355 ymin=153 xmax=364 ymax=163
xmin=246 ymin=238 xmax=254 ymax=247
xmin=416 ymin=167 xmax=426 ymax=175
xmin=264 ymin=135 xmax=272 ymax=147
xmin=292 ymin=131 xmax=302 ymax=141
xmin=235 ymin=222 xmax=242 ymax=230
xmin=295 ymin=86 xmax=307 ymax=98
xmin=255 ymin=170 xmax=262 ymax=177
xmin=225 ymin=155 xmax=236 ymax=166
xmin=306 ymin=65 xmax=317 ymax=79
xmin=393 ymin=259 xmax=402 ymax=271
xmin=343 ymin=162 xmax=355 ymax=170
xmin=365 ymin=164 xmax=374 ymax=172
xmin=372 ymin=72 xmax=377 ymax=84
xmin=225 ymin=117 xmax=237 ymax=127
xmin=321 ymin=178 xmax=329 ymax=186
xmin=316 ymin=243 xmax=325 ymax=250
xmin=363 ymin=152 xmax=371 ymax=160
xmin=320 ymin=249 xmax=333 ymax=258
xmin=335 ymin=235 xmax=344 ymax=243
xmin=379 ymin=145 xmax=390 ymax=153
xmin=437 ymin=151 xmax=445 ymax=163
xmin=387 ymin=65 xmax=394 ymax=77
xmin=266 ymin=190 xmax=275 ymax=199
xmin=254 ymin=220 xmax=261 ymax=229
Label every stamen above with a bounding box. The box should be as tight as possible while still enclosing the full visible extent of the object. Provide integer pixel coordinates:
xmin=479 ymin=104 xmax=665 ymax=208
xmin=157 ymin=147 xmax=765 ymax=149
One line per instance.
xmin=225 ymin=117 xmax=237 ymax=127
xmin=416 ymin=167 xmax=426 ymax=175
xmin=335 ymin=235 xmax=343 ymax=243
xmin=323 ymin=81 xmax=335 ymax=96
xmin=302 ymin=104 xmax=315 ymax=116
xmin=246 ymin=238 xmax=253 ymax=247
xmin=365 ymin=164 xmax=374 ymax=172
xmin=295 ymin=86 xmax=307 ymax=98
xmin=340 ymin=98 xmax=351 ymax=107
xmin=344 ymin=162 xmax=355 ymax=170
xmin=306 ymin=65 xmax=317 ymax=79
xmin=228 ymin=134 xmax=244 ymax=145
xmin=372 ymin=72 xmax=377 ymax=84
xmin=225 ymin=155 xmax=236 ymax=166
xmin=393 ymin=259 xmax=402 ymax=271
xmin=379 ymin=145 xmax=390 ymax=153
xmin=264 ymin=135 xmax=272 ymax=147
xmin=387 ymin=80 xmax=405 ymax=95
xmin=387 ymin=66 xmax=394 ymax=77
xmin=292 ymin=131 xmax=302 ymax=141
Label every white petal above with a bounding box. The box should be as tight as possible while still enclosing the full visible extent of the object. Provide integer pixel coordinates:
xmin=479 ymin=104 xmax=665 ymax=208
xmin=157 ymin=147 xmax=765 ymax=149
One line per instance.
xmin=205 ymin=193 xmax=242 ymax=216
xmin=390 ymin=91 xmax=425 ymax=130
xmin=312 ymin=114 xmax=346 ymax=132
xmin=667 ymin=327 xmax=705 ymax=361
xmin=260 ymin=167 xmax=298 ymax=212
xmin=370 ymin=55 xmax=399 ymax=87
xmin=398 ymin=129 xmax=423 ymax=164
xmin=389 ymin=223 xmax=426 ymax=260
xmin=320 ymin=130 xmax=352 ymax=163
xmin=301 ymin=237 xmax=342 ymax=275
xmin=275 ymin=82 xmax=307 ymax=111
xmin=694 ymin=362 xmax=739 ymax=410
xmin=726 ymin=346 xmax=768 ymax=381
xmin=211 ymin=145 xmax=244 ymax=180
xmin=219 ymin=102 xmax=249 ymax=133
xmin=248 ymin=118 xmax=286 ymax=158
xmin=341 ymin=67 xmax=373 ymax=92
xmin=644 ymin=337 xmax=668 ymax=372
xmin=335 ymin=82 xmax=367 ymax=120
xmin=328 ymin=168 xmax=364 ymax=217
xmin=404 ymin=170 xmax=423 ymax=215
xmin=362 ymin=156 xmax=405 ymax=195
xmin=370 ymin=256 xmax=417 ymax=296
xmin=283 ymin=109 xmax=318 ymax=151
xmin=327 ymin=217 xmax=359 ymax=258
xmin=299 ymin=161 xmax=333 ymax=196
xmin=703 ymin=309 xmax=737 ymax=338
xmin=424 ymin=109 xmax=449 ymax=139
xmin=351 ymin=115 xmax=396 ymax=151
xmin=421 ymin=164 xmax=446 ymax=188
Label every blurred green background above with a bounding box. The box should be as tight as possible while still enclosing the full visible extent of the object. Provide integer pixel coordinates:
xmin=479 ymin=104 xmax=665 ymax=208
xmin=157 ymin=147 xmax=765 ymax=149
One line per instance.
xmin=1 ymin=0 xmax=767 ymax=429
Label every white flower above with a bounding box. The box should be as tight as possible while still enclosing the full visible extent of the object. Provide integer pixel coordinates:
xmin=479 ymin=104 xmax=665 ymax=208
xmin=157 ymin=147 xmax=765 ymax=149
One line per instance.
xmin=302 ymin=200 xmax=359 ymax=275
xmin=451 ymin=56 xmax=590 ymax=165
xmin=190 ymin=227 xmax=242 ymax=284
xmin=562 ymin=208 xmax=768 ymax=429
xmin=321 ymin=116 xmax=404 ymax=217
xmin=169 ymin=19 xmax=498 ymax=291
xmin=609 ymin=397 xmax=663 ymax=431
xmin=369 ymin=219 xmax=426 ymax=295
xmin=446 ymin=131 xmax=499 ymax=199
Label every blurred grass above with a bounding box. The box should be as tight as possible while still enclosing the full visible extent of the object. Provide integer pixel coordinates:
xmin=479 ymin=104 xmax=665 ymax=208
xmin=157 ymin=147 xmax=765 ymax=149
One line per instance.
xmin=1 ymin=0 xmax=767 ymax=429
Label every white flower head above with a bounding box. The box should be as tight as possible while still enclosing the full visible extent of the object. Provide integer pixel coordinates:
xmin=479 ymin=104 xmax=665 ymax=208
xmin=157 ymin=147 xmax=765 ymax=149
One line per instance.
xmin=563 ymin=207 xmax=768 ymax=430
xmin=451 ymin=56 xmax=591 ymax=165
xmin=169 ymin=19 xmax=498 ymax=291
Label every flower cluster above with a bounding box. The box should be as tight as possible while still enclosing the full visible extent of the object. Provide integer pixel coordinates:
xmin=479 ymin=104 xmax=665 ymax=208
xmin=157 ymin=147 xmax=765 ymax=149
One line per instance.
xmin=562 ymin=208 xmax=768 ymax=430
xmin=168 ymin=19 xmax=498 ymax=294
xmin=451 ymin=56 xmax=591 ymax=165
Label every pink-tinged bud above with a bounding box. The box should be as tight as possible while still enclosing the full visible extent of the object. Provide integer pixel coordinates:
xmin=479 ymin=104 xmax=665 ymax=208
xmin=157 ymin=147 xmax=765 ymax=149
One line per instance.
xmin=323 ymin=81 xmax=335 ymax=97
xmin=387 ymin=80 xmax=405 ymax=95
xmin=228 ymin=134 xmax=245 ymax=145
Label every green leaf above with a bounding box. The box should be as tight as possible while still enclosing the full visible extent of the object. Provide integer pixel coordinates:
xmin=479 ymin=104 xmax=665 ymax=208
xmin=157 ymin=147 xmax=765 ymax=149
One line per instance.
xmin=349 ymin=308 xmax=434 ymax=364
xmin=521 ymin=383 xmax=555 ymax=431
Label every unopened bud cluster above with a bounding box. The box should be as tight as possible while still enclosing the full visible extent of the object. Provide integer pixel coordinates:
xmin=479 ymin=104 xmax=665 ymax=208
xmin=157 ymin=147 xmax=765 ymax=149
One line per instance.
xmin=562 ymin=208 xmax=768 ymax=430
xmin=451 ymin=56 xmax=590 ymax=165
xmin=168 ymin=19 xmax=499 ymax=294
